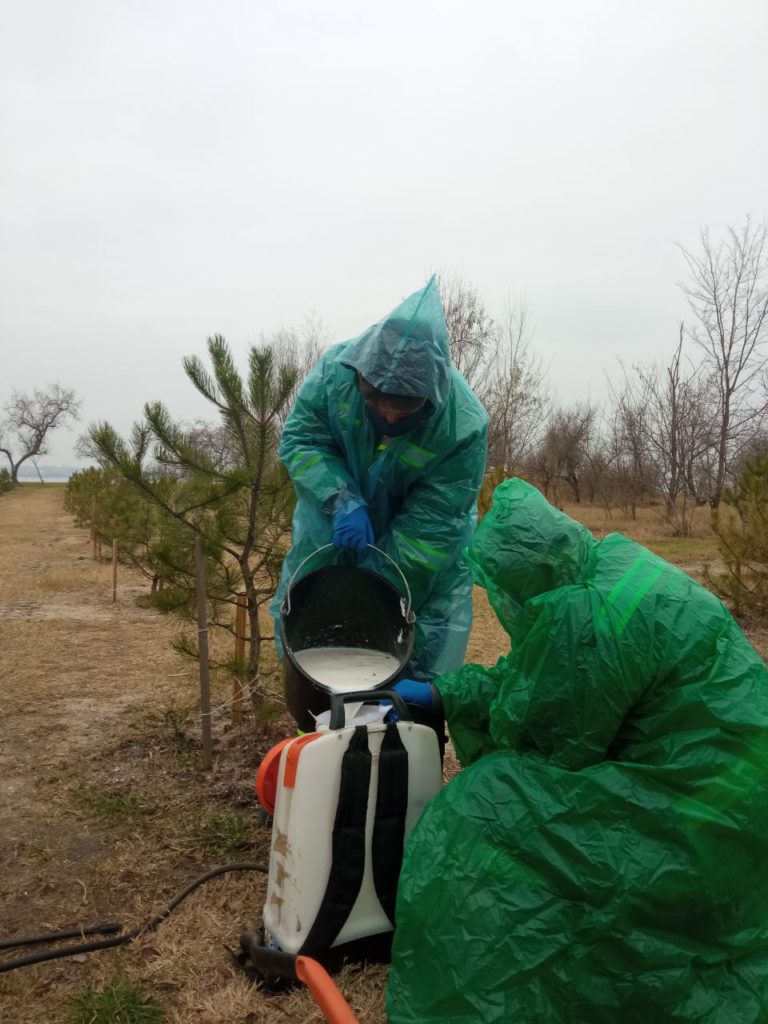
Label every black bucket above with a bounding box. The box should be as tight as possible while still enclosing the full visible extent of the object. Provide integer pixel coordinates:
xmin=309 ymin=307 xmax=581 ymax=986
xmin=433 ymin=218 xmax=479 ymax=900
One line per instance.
xmin=281 ymin=547 xmax=414 ymax=732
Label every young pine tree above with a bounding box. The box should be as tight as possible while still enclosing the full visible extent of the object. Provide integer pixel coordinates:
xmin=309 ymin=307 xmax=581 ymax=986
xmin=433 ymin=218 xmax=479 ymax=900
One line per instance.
xmin=89 ymin=336 xmax=299 ymax=708
xmin=708 ymin=455 xmax=768 ymax=618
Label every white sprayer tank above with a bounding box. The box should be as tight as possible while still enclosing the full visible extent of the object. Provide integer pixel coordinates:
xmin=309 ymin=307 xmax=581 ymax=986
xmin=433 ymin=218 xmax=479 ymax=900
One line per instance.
xmin=263 ymin=720 xmax=442 ymax=954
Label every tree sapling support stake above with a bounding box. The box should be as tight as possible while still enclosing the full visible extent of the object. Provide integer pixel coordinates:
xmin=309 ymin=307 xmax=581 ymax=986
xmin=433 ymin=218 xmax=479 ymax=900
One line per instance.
xmin=195 ymin=537 xmax=213 ymax=769
xmin=234 ymin=593 xmax=246 ymax=726
xmin=91 ymin=497 xmax=97 ymax=560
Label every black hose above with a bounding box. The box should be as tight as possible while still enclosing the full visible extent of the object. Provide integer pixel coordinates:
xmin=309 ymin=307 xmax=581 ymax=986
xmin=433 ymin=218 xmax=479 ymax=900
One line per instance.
xmin=0 ymin=861 xmax=268 ymax=975
xmin=0 ymin=922 xmax=122 ymax=951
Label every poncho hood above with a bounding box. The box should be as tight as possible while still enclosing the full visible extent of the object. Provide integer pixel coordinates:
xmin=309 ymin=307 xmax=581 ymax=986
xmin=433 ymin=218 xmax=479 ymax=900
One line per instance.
xmin=467 ymin=478 xmax=595 ymax=637
xmin=340 ymin=276 xmax=452 ymax=407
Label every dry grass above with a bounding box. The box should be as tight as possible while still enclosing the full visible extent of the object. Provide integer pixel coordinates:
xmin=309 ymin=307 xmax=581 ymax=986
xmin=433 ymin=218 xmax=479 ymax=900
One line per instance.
xmin=557 ymin=499 xmax=723 ymax=588
xmin=0 ymin=486 xmax=294 ymax=1023
xmin=0 ymin=484 xmax=761 ymax=1024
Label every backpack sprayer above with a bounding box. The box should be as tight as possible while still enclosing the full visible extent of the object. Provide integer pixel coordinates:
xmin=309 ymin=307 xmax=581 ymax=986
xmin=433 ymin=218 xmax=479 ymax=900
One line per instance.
xmin=235 ymin=547 xmax=445 ymax=1017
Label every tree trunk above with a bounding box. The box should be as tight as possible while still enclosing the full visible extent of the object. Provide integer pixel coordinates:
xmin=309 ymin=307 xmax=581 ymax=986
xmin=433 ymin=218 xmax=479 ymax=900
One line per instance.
xmin=240 ymin=564 xmax=263 ymax=717
xmin=247 ymin=599 xmax=262 ymax=717
xmin=712 ymin=397 xmax=730 ymax=509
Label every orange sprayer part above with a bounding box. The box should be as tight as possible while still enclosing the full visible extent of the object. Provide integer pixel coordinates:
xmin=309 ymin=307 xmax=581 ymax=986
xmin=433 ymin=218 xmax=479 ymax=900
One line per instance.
xmin=283 ymin=732 xmax=322 ymax=789
xmin=295 ymin=955 xmax=362 ymax=1024
xmin=255 ymin=737 xmax=293 ymax=815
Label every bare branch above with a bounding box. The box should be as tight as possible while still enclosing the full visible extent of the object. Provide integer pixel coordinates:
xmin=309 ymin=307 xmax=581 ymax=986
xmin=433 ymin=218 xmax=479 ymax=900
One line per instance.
xmin=0 ymin=384 xmax=80 ymax=482
xmin=676 ymin=218 xmax=768 ymax=506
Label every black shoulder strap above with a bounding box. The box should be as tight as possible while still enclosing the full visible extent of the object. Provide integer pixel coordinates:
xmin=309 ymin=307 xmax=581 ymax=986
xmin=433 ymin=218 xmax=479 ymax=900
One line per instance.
xmin=300 ymin=726 xmax=371 ymax=955
xmin=372 ymin=722 xmax=409 ymax=927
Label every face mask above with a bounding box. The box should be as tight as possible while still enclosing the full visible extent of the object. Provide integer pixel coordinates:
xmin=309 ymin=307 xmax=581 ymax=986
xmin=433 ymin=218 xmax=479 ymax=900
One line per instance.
xmin=365 ymin=402 xmax=429 ymax=437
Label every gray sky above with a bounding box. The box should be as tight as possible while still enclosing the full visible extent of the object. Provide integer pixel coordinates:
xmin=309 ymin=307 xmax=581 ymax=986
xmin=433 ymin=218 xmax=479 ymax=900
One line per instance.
xmin=1 ymin=0 xmax=766 ymax=467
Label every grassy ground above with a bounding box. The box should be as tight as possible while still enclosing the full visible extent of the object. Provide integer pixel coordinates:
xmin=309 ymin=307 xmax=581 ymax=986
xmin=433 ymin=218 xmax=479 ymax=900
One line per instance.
xmin=0 ymin=485 xmax=762 ymax=1023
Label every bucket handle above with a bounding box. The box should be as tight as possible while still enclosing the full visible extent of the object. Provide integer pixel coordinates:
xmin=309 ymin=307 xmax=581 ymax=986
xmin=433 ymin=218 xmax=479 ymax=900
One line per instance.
xmin=283 ymin=543 xmax=414 ymax=622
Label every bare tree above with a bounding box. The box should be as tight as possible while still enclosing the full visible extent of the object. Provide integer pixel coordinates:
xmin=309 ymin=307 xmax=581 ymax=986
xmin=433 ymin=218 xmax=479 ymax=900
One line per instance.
xmin=529 ymin=402 xmax=598 ymax=503
xmin=606 ymin=331 xmax=718 ymax=528
xmin=0 ymin=385 xmax=80 ymax=483
xmin=606 ymin=372 xmax=658 ymax=518
xmin=438 ymin=272 xmax=498 ymax=405
xmin=678 ymin=217 xmax=768 ymax=507
xmin=437 ymin=273 xmax=550 ymax=474
xmin=260 ymin=312 xmax=328 ymax=428
xmin=581 ymin=438 xmax=613 ymax=507
xmin=485 ymin=300 xmax=549 ymax=471
xmin=637 ymin=329 xmax=718 ymax=520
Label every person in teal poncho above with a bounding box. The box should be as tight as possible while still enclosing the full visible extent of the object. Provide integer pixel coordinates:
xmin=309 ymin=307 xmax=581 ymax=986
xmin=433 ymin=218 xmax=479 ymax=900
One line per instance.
xmin=271 ymin=277 xmax=488 ymax=686
xmin=386 ymin=478 xmax=768 ymax=1024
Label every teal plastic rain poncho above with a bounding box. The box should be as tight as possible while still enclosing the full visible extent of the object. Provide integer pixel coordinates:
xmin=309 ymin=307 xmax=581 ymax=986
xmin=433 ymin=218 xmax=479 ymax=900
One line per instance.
xmin=387 ymin=479 xmax=768 ymax=1024
xmin=271 ymin=279 xmax=488 ymax=679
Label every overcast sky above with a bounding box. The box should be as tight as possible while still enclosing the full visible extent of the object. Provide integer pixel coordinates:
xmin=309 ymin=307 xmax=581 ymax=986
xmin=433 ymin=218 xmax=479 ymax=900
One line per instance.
xmin=1 ymin=0 xmax=766 ymax=469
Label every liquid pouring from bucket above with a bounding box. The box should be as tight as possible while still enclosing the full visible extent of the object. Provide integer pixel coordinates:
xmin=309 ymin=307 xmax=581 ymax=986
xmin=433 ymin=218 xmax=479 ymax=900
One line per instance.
xmin=280 ymin=544 xmax=415 ymax=732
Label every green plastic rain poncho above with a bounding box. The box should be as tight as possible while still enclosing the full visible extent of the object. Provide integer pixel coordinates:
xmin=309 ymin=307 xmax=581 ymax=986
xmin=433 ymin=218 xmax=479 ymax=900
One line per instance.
xmin=271 ymin=279 xmax=488 ymax=679
xmin=387 ymin=479 xmax=768 ymax=1024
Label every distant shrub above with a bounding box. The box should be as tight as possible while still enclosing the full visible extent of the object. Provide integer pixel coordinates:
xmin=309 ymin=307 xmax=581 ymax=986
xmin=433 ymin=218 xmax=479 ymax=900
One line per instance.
xmin=708 ymin=455 xmax=768 ymax=618
xmin=0 ymin=468 xmax=13 ymax=494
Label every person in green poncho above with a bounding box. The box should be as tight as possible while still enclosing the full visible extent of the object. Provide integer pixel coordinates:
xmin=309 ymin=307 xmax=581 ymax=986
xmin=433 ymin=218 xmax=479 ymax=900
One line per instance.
xmin=386 ymin=478 xmax=768 ymax=1024
xmin=270 ymin=277 xmax=488 ymax=701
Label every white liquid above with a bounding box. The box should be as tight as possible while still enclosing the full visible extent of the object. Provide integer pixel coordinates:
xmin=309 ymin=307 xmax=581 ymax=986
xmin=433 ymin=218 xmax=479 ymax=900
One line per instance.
xmin=293 ymin=646 xmax=401 ymax=693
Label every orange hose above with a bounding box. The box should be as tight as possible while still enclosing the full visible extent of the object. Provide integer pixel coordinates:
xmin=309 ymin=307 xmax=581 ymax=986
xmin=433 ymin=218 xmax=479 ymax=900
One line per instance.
xmin=295 ymin=955 xmax=362 ymax=1024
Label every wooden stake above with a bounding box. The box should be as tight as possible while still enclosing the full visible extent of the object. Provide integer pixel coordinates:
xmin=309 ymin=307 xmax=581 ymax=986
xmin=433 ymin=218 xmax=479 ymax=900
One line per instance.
xmin=91 ymin=497 xmax=97 ymax=559
xmin=112 ymin=539 xmax=118 ymax=603
xmin=233 ymin=594 xmax=247 ymax=726
xmin=194 ymin=537 xmax=213 ymax=770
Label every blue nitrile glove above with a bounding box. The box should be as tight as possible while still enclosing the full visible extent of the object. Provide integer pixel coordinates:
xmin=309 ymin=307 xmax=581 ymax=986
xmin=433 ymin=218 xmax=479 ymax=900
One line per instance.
xmin=393 ymin=679 xmax=434 ymax=710
xmin=332 ymin=506 xmax=374 ymax=553
xmin=382 ymin=678 xmax=436 ymax=722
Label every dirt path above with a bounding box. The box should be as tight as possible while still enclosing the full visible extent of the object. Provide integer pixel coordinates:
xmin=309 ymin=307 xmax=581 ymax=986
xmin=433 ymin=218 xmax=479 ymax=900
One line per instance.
xmin=0 ymin=487 xmax=337 ymax=1022
xmin=4 ymin=485 xmax=500 ymax=1023
xmin=0 ymin=486 xmax=185 ymax=929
